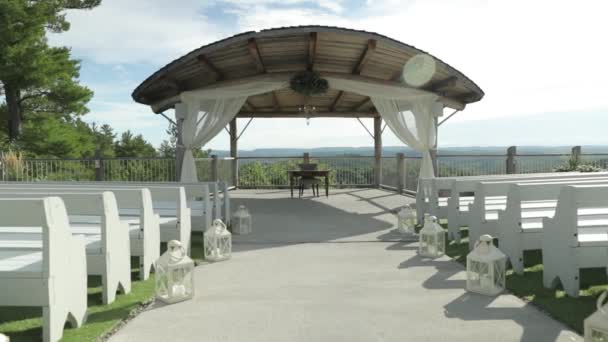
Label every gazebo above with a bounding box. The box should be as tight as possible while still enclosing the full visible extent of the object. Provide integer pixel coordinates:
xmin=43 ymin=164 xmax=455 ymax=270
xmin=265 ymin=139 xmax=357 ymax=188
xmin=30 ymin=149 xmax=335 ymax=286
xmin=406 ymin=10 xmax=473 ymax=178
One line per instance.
xmin=132 ymin=26 xmax=484 ymax=183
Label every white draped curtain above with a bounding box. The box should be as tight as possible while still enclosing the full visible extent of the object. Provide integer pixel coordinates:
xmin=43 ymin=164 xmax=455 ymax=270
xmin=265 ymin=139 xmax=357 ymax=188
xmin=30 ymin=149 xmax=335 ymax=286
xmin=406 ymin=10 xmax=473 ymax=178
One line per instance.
xmin=175 ymin=75 xmax=442 ymax=182
xmin=326 ymin=77 xmax=442 ymax=178
xmin=176 ymin=80 xmax=287 ymax=182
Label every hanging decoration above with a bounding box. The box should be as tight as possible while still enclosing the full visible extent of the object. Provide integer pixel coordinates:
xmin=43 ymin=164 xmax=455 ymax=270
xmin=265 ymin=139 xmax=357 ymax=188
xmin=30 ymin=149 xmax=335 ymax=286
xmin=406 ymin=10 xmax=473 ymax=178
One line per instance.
xmin=289 ymin=71 xmax=329 ymax=96
xmin=290 ymin=71 xmax=328 ymax=126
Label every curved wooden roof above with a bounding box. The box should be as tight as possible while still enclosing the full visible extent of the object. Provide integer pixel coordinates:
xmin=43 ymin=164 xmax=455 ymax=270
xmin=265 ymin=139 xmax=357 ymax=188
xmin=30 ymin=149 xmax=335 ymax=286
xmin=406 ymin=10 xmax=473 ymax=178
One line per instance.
xmin=132 ymin=26 xmax=484 ymax=117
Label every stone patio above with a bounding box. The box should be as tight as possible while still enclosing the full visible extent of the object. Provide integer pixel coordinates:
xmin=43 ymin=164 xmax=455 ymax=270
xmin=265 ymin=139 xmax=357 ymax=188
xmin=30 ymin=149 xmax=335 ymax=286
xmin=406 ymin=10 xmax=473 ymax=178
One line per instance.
xmin=110 ymin=189 xmax=581 ymax=342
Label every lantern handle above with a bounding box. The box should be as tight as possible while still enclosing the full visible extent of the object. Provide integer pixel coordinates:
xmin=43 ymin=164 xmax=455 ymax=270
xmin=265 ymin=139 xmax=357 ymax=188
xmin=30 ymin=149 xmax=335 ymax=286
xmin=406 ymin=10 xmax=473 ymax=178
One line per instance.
xmin=597 ymin=291 xmax=608 ymax=315
xmin=168 ymin=240 xmax=187 ymax=262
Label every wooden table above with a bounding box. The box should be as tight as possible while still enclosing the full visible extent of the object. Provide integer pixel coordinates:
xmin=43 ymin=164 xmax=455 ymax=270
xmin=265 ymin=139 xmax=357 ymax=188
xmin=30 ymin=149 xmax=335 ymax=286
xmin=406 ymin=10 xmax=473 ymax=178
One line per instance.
xmin=288 ymin=170 xmax=330 ymax=198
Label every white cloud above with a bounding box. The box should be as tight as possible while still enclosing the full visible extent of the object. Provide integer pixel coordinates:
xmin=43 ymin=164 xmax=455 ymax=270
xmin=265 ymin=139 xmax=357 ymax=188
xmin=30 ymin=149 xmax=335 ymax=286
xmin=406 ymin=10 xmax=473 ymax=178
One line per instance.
xmin=83 ymin=100 xmax=168 ymax=145
xmin=49 ymin=0 xmax=224 ymax=64
xmin=48 ymin=0 xmax=608 ymax=149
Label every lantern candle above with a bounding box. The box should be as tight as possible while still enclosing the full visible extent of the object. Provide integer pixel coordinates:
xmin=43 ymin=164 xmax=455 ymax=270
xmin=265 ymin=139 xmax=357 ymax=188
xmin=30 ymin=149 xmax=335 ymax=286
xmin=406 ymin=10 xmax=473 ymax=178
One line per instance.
xmin=397 ymin=204 xmax=417 ymax=236
xmin=155 ymin=240 xmax=195 ymax=304
xmin=418 ymin=214 xmax=445 ymax=258
xmin=204 ymin=219 xmax=232 ymax=262
xmin=232 ymin=205 xmax=252 ymax=235
xmin=585 ymin=291 xmax=608 ymax=341
xmin=466 ymin=235 xmax=507 ymax=296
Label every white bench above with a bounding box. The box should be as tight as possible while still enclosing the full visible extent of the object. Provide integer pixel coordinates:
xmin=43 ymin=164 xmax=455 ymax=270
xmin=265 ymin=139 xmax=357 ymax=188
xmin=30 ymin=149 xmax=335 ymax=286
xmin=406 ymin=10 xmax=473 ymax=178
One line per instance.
xmin=18 ymin=181 xmax=224 ymax=231
xmin=416 ymin=172 xmax=586 ymax=223
xmin=19 ymin=184 xmax=193 ymax=253
xmin=447 ymin=173 xmax=608 ymax=240
xmin=0 ymin=197 xmax=87 ymax=342
xmin=496 ymin=180 xmax=608 ymax=275
xmin=542 ymin=185 xmax=608 ymax=297
xmin=0 ymin=191 xmax=132 ymax=304
xmin=467 ymin=176 xmax=608 ymax=249
xmin=0 ymin=186 xmax=160 ymax=280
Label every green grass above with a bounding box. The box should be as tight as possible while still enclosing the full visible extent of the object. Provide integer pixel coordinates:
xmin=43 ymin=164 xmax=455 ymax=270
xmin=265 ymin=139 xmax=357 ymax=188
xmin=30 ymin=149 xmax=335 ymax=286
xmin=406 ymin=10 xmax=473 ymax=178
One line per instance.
xmin=445 ymin=225 xmax=608 ymax=334
xmin=0 ymin=234 xmax=207 ymax=342
xmin=0 ymin=263 xmax=155 ymax=342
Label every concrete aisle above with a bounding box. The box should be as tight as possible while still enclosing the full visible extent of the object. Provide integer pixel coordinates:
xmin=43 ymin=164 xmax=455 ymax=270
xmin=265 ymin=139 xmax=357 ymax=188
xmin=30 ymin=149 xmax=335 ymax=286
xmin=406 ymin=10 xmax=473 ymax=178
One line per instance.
xmin=110 ymin=189 xmax=581 ymax=342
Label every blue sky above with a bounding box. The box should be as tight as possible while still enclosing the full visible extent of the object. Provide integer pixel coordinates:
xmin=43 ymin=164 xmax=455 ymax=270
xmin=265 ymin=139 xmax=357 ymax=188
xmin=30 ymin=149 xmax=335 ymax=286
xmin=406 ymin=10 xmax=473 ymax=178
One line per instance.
xmin=48 ymin=0 xmax=608 ymax=151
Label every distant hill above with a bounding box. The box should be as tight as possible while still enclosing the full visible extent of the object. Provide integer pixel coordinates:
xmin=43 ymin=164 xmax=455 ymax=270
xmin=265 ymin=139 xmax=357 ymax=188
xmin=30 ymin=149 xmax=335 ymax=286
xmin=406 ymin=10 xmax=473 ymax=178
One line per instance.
xmin=211 ymin=145 xmax=608 ymax=157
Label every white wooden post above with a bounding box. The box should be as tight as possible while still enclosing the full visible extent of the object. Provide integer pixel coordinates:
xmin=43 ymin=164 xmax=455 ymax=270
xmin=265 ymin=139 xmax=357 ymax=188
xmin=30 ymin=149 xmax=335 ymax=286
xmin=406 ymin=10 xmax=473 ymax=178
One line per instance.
xmin=175 ymin=103 xmax=187 ymax=182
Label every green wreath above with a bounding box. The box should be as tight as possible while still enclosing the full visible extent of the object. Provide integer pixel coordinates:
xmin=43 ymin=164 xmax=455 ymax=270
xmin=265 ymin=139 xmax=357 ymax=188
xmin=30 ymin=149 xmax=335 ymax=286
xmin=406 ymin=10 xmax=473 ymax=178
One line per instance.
xmin=289 ymin=71 xmax=329 ymax=97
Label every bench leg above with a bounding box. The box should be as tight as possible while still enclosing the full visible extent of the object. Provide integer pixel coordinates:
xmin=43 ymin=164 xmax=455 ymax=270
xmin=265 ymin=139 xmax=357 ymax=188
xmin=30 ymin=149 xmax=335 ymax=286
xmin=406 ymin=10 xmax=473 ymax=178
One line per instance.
xmin=43 ymin=306 xmax=66 ymax=342
xmin=543 ymin=246 xmax=579 ymax=297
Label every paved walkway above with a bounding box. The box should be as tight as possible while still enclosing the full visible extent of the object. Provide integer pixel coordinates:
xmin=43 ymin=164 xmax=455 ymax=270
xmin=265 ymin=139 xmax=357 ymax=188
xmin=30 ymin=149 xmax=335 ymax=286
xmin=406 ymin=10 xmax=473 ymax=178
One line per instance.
xmin=110 ymin=189 xmax=581 ymax=342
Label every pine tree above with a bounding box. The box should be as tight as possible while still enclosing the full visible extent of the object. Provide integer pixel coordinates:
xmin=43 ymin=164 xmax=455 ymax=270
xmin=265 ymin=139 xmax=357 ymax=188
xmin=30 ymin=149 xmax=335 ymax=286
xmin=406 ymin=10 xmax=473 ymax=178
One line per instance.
xmin=0 ymin=0 xmax=100 ymax=142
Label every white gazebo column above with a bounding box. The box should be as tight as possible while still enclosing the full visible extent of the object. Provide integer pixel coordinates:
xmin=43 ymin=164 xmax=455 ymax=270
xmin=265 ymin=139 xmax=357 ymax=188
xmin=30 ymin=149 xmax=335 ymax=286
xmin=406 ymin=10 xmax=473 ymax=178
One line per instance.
xmin=374 ymin=115 xmax=382 ymax=187
xmin=174 ymin=102 xmax=187 ymax=181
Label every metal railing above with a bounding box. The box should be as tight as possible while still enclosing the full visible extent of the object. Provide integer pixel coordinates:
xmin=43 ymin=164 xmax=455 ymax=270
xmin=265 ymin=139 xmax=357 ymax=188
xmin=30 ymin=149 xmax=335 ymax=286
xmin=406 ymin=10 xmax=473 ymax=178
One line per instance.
xmin=2 ymin=149 xmax=607 ymax=192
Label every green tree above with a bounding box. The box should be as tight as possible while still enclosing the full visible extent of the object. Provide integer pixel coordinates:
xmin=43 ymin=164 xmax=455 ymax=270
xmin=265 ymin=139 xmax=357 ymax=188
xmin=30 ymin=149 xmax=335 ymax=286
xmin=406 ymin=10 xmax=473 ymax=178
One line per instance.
xmin=157 ymin=123 xmax=210 ymax=158
xmin=0 ymin=0 xmax=100 ymax=142
xmin=114 ymin=130 xmax=157 ymax=158
xmin=91 ymin=123 xmax=116 ymax=158
xmin=18 ymin=114 xmax=96 ymax=158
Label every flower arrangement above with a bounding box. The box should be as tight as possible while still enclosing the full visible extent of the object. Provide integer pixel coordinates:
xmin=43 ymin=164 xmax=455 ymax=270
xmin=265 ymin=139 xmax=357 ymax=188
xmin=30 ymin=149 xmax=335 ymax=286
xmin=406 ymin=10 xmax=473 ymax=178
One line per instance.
xmin=289 ymin=71 xmax=329 ymax=96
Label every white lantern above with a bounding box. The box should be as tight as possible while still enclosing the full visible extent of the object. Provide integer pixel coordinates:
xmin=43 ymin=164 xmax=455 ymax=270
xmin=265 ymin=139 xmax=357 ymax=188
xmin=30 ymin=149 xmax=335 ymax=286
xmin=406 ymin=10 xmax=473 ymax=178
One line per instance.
xmin=204 ymin=219 xmax=232 ymax=262
xmin=232 ymin=205 xmax=252 ymax=235
xmin=418 ymin=213 xmax=445 ymax=258
xmin=466 ymin=234 xmax=507 ymax=296
xmin=585 ymin=291 xmax=608 ymax=341
xmin=397 ymin=204 xmax=417 ymax=235
xmin=155 ymin=240 xmax=195 ymax=304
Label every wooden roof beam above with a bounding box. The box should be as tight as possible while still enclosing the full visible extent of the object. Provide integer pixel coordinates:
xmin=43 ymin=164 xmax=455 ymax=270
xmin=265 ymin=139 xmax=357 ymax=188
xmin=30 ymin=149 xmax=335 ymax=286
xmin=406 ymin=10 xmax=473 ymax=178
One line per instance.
xmin=162 ymin=76 xmax=184 ymax=92
xmin=308 ymin=32 xmax=317 ymax=71
xmin=428 ymin=76 xmax=458 ymax=92
xmin=353 ymin=39 xmax=377 ymax=75
xmin=197 ymin=54 xmax=224 ymax=81
xmin=243 ymin=100 xmax=257 ymax=111
xmin=351 ymin=97 xmax=371 ymax=111
xmin=236 ymin=111 xmax=378 ymax=118
xmin=330 ymin=91 xmax=345 ymax=112
xmin=271 ymin=91 xmax=281 ymax=110
xmin=247 ymin=38 xmax=265 ymax=73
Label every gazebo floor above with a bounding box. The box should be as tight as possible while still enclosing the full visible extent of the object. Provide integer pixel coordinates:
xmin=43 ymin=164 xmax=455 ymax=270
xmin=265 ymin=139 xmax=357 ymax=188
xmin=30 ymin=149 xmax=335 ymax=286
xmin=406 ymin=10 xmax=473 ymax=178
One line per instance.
xmin=109 ymin=189 xmax=580 ymax=342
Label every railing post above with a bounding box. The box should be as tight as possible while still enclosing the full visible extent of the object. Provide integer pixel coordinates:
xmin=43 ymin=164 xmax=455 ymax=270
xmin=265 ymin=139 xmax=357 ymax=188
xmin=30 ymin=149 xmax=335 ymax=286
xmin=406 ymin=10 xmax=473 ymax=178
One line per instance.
xmin=506 ymin=146 xmax=517 ymax=174
xmin=430 ymin=149 xmax=438 ymax=177
xmin=397 ymin=153 xmax=405 ymax=194
xmin=94 ymin=148 xmax=104 ymax=181
xmin=373 ymin=116 xmax=382 ymax=187
xmin=211 ymin=155 xmax=219 ymax=182
xmin=303 ymin=152 xmax=310 ymax=164
xmin=229 ymin=118 xmax=238 ymax=188
xmin=572 ymin=145 xmax=582 ymax=163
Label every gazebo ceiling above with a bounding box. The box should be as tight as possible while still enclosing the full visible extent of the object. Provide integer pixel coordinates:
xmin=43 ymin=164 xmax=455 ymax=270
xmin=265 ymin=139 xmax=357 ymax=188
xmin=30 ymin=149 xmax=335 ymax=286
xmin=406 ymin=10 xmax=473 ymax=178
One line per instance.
xmin=132 ymin=26 xmax=484 ymax=118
